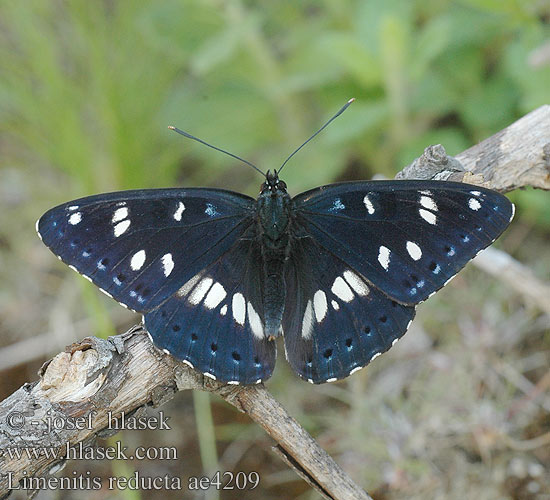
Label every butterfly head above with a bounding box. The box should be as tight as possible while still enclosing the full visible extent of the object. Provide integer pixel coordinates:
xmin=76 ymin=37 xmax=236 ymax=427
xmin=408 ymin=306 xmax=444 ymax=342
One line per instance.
xmin=261 ymin=170 xmax=287 ymax=197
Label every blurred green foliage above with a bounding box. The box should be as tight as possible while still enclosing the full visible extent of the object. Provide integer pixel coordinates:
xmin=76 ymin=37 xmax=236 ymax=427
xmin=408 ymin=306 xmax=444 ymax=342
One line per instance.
xmin=1 ymin=0 xmax=549 ymax=213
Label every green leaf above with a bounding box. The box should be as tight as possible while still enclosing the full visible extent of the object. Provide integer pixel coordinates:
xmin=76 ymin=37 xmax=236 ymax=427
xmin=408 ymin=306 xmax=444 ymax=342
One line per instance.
xmin=460 ymin=75 xmax=519 ymax=136
xmin=318 ymin=33 xmax=382 ymax=86
xmin=410 ymin=17 xmax=451 ymax=80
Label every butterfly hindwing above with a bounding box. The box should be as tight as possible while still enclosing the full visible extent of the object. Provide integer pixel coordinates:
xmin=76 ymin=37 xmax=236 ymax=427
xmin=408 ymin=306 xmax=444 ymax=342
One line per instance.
xmin=144 ymin=237 xmax=276 ymax=384
xmin=37 ymin=188 xmax=256 ymax=312
xmin=283 ymin=236 xmax=416 ymax=384
xmin=293 ymin=180 xmax=514 ymax=305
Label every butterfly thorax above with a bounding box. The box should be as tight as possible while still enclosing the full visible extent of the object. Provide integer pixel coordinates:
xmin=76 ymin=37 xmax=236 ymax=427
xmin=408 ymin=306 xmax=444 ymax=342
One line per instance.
xmin=257 ymin=171 xmax=292 ymax=248
xmin=257 ymin=170 xmax=293 ymax=339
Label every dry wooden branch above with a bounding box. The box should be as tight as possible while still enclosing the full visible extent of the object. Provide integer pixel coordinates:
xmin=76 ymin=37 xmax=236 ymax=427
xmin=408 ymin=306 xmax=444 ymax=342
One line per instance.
xmin=397 ymin=104 xmax=550 ymax=192
xmin=1 ymin=105 xmax=548 ymax=500
xmin=472 ymin=247 xmax=550 ymax=315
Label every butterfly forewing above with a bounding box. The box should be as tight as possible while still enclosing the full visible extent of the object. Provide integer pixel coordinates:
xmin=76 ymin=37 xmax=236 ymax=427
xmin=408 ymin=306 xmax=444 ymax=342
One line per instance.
xmin=293 ymin=181 xmax=514 ymax=305
xmin=38 ymin=188 xmax=256 ymax=312
xmin=283 ymin=236 xmax=416 ymax=383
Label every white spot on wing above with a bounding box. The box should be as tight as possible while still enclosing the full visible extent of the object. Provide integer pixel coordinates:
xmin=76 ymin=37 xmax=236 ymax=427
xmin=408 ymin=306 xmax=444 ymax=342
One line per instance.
xmin=350 ymin=366 xmax=362 ymax=375
xmin=406 ymin=241 xmax=422 ymax=261
xmin=220 ymin=304 xmax=227 ymax=316
xmin=112 ymin=207 xmax=128 ymax=223
xmin=363 ymin=194 xmax=374 ymax=215
xmin=313 ymin=290 xmax=328 ymax=323
xmin=247 ymin=302 xmax=264 ymax=339
xmin=326 ymin=377 xmax=337 ymax=383
xmin=114 ymin=219 xmax=131 ymax=237
xmin=444 ymin=274 xmax=457 ymax=286
xmin=470 ymin=190 xmax=481 ymax=196
xmin=331 ymin=300 xmax=340 ymax=311
xmin=177 ymin=273 xmax=203 ymax=297
xmin=204 ymin=372 xmax=216 ymax=380
xmin=331 ymin=276 xmax=354 ymax=302
xmin=419 ymin=190 xmax=432 ymax=196
xmin=174 ymin=201 xmax=185 ymax=221
xmin=343 ymin=270 xmax=369 ymax=296
xmin=363 ymin=194 xmax=375 ymax=214
xmin=378 ymin=246 xmax=391 ymax=270
xmin=161 ymin=253 xmax=174 ymax=277
xmin=68 ymin=205 xmax=79 ymax=211
xmin=204 ymin=282 xmax=227 ymax=309
xmin=188 ymin=277 xmax=213 ymax=305
xmin=419 ymin=209 xmax=437 ymax=225
xmin=420 ymin=195 xmax=438 ymax=211
xmin=468 ymin=198 xmax=481 ymax=211
xmin=232 ymin=293 xmax=246 ymax=326
xmin=510 ymin=203 xmax=515 ymax=222
xmin=301 ymin=300 xmax=314 ymax=339
xmin=68 ymin=212 xmax=82 ymax=225
xmin=130 ymin=249 xmax=146 ymax=271
xmin=370 ymin=352 xmax=381 ymax=362
xmin=99 ymin=288 xmax=113 ymax=299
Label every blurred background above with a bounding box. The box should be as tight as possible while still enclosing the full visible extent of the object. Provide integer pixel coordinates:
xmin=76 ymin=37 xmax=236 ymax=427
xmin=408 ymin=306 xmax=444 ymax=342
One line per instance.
xmin=1 ymin=0 xmax=549 ymax=499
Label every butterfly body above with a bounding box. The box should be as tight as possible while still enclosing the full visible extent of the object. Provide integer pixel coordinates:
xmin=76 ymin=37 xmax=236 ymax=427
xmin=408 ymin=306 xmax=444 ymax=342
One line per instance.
xmin=256 ymin=171 xmax=293 ymax=338
xmin=38 ymin=176 xmax=514 ymax=385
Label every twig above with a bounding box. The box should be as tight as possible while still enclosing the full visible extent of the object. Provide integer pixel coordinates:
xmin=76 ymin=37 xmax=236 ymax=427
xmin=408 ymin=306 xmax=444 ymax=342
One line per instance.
xmin=1 ymin=105 xmax=549 ymax=499
xmin=397 ymin=104 xmax=550 ymax=192
xmin=472 ymin=247 xmax=550 ymax=314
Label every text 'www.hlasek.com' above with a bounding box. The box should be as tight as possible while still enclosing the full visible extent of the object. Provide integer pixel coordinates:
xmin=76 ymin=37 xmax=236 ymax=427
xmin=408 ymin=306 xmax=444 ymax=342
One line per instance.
xmin=2 ymin=410 xmax=260 ymax=491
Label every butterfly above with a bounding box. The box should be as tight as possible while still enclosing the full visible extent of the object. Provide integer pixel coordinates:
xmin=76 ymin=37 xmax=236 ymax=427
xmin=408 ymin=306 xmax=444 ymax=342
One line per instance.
xmin=37 ymin=101 xmax=514 ymax=385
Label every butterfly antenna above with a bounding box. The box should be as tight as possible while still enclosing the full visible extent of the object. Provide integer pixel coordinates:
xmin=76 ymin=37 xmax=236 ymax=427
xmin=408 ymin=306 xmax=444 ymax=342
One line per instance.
xmin=168 ymin=126 xmax=266 ymax=177
xmin=277 ymin=98 xmax=355 ymax=175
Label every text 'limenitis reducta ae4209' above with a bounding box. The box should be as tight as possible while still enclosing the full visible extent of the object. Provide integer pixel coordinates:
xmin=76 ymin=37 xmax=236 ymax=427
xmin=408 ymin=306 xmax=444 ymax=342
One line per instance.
xmin=37 ymin=99 xmax=514 ymax=385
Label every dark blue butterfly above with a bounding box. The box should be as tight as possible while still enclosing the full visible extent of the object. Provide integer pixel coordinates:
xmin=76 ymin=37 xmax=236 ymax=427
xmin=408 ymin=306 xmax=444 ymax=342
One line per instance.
xmin=37 ymin=103 xmax=514 ymax=385
xmin=37 ymin=175 xmax=514 ymax=384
